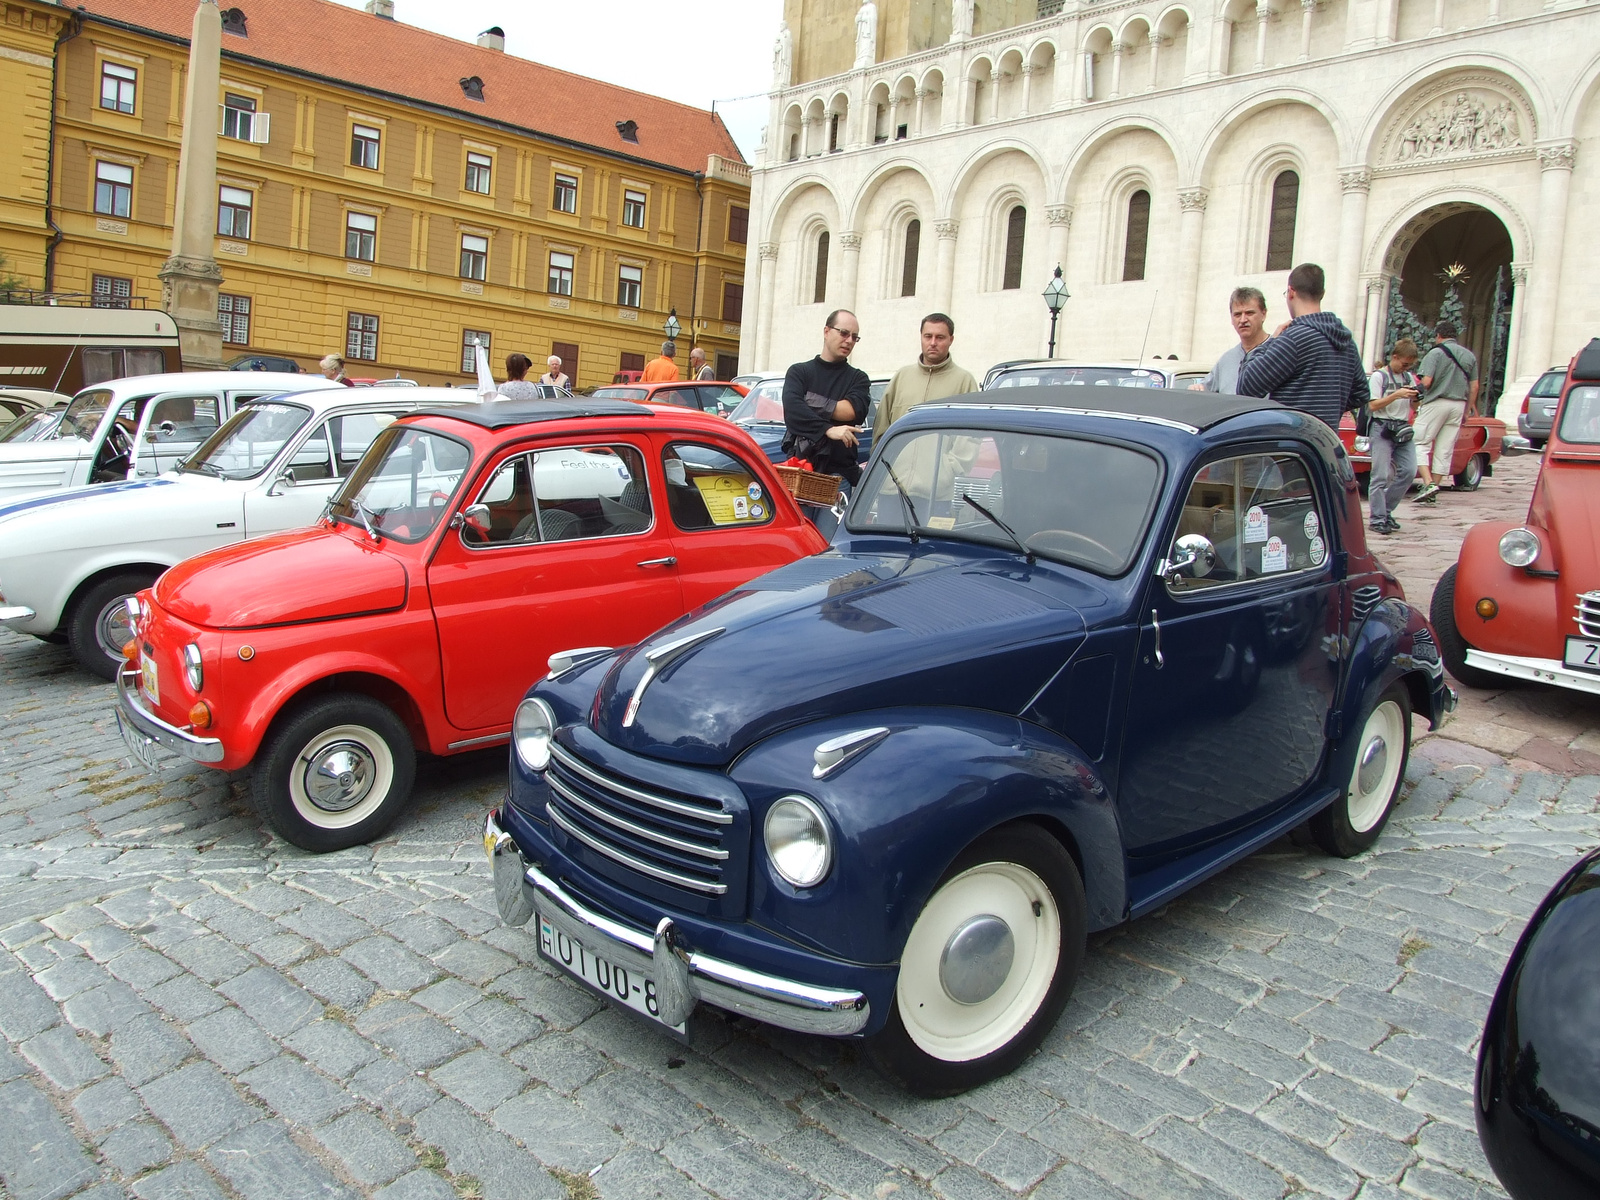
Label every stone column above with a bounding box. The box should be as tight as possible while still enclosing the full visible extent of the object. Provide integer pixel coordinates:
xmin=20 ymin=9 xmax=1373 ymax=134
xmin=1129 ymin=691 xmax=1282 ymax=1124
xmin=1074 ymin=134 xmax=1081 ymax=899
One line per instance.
xmin=1173 ymin=188 xmax=1209 ymax=359
xmin=990 ymin=68 xmax=1004 ymax=121
xmin=1147 ymin=32 xmax=1162 ymax=90
xmin=914 ymin=88 xmax=928 ymax=135
xmin=1519 ymin=142 xmax=1575 ymax=381
xmin=159 ymin=0 xmax=225 ymax=370
xmin=1254 ymin=1 xmax=1272 ymax=69
xmin=754 ymin=242 xmax=779 ymax=370
xmin=934 ymin=219 xmax=960 ymax=313
xmin=1019 ymin=64 xmax=1035 ymax=116
xmin=1299 ymin=0 xmax=1316 ymax=59
xmin=1501 ymin=263 xmax=1530 ymax=390
xmin=1358 ymin=275 xmax=1385 ymax=363
xmin=1333 ymin=168 xmax=1371 ymax=330
xmin=799 ymin=115 xmax=816 ymax=156
xmin=1110 ymin=41 xmax=1126 ymax=97
xmin=1045 ymin=205 xmax=1074 ymax=280
xmin=1430 ymin=0 xmax=1444 ymax=34
xmin=837 ymin=233 xmax=863 ymax=311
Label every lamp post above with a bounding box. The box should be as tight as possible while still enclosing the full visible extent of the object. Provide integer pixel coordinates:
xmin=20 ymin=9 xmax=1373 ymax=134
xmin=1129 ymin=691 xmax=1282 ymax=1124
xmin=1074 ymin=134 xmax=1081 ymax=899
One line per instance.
xmin=664 ymin=307 xmax=682 ymax=345
xmin=1043 ymin=265 xmax=1069 ymax=359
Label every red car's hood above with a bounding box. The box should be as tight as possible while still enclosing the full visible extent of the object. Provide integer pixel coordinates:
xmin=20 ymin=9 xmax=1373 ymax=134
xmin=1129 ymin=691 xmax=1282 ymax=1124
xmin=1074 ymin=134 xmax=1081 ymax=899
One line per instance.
xmin=1530 ymin=463 xmax=1600 ymax=587
xmin=156 ymin=525 xmax=408 ymax=629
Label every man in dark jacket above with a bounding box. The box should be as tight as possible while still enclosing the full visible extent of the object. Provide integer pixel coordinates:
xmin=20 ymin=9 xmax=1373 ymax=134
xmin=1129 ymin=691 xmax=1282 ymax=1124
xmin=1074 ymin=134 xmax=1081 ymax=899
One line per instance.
xmin=1236 ymin=263 xmax=1368 ymax=429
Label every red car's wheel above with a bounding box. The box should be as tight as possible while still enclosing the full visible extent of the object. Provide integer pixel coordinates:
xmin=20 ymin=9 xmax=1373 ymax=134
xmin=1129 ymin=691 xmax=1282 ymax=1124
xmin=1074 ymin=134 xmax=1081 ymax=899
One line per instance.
xmin=1453 ymin=453 xmax=1487 ymax=491
xmin=1429 ymin=565 xmax=1503 ymax=690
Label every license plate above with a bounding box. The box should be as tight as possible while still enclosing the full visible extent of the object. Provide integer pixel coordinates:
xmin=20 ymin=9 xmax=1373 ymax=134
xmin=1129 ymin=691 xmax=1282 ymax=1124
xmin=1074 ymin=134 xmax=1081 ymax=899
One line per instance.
xmin=1564 ymin=636 xmax=1600 ymax=674
xmin=140 ymin=653 xmax=159 ymax=705
xmin=537 ymin=915 xmax=685 ymax=1034
xmin=115 ymin=710 xmax=164 ymax=772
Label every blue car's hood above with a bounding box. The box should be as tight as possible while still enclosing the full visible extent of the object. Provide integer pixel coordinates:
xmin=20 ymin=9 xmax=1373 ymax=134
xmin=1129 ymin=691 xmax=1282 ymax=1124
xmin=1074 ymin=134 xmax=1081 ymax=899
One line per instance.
xmin=592 ymin=549 xmax=1095 ymax=766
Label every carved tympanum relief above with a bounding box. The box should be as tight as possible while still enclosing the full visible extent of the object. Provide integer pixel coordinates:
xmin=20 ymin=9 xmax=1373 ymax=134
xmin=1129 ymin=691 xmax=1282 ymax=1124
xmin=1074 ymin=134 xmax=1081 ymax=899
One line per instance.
xmin=1388 ymin=84 xmax=1528 ymax=164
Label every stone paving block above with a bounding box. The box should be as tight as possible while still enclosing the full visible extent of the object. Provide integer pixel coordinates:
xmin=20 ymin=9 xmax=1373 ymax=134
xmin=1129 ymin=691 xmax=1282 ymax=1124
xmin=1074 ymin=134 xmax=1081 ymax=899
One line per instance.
xmin=74 ymin=1076 xmax=142 ymax=1134
xmin=448 ymin=997 xmax=543 ymax=1054
xmin=1414 ymin=1118 xmax=1497 ymax=1183
xmin=20 ymin=1025 xmax=109 ymax=1091
xmin=0 ymin=1077 xmax=101 ymax=1200
xmin=0 ymin=979 xmax=63 ymax=1041
xmin=236 ymin=882 xmax=303 ymax=916
xmin=414 ymin=1096 xmax=565 ymax=1200
xmin=374 ymin=1170 xmax=459 ymax=1200
xmin=185 ymin=1007 xmax=278 ymax=1074
xmin=1142 ymin=1116 xmax=1290 ymax=1200
xmin=143 ymin=971 xmax=228 ymax=1022
xmin=164 ymin=935 xmax=254 ymax=986
xmin=1307 ymin=1037 xmax=1417 ymax=1095
xmin=239 ymin=1054 xmax=352 ymax=1126
xmin=130 ymin=1159 xmax=229 ymax=1200
xmin=1072 ymin=1121 xmax=1235 ymax=1200
xmin=663 ymin=1123 xmax=821 ymax=1200
xmin=140 ymin=1062 xmax=261 ymax=1150
xmin=355 ymin=1000 xmax=472 ymax=1070
xmin=278 ymin=900 xmax=372 ymax=951
xmin=592 ymin=1143 xmax=717 ymax=1200
xmin=507 ymin=1034 xmax=609 ymax=1095
xmin=1028 ymin=1160 xmax=1144 ymax=1200
xmin=33 ymin=954 xmax=110 ymax=1002
xmin=490 ymin=965 xmax=603 ymax=1030
xmin=104 ymin=946 xmax=183 ymax=990
xmin=73 ymin=923 xmax=137 ymax=962
xmin=285 ymin=1018 xmax=382 ymax=1079
xmin=1253 ymin=1090 xmax=1345 ymax=1149
xmin=206 ymin=1119 xmax=356 ymax=1200
xmin=429 ymin=940 xmax=515 ymax=987
xmin=1184 ymin=1026 xmax=1313 ymax=1089
xmin=98 ymin=1119 xmax=174 ymax=1176
xmin=1330 ymin=1124 xmax=1415 ymax=1183
xmin=343 ymin=936 xmax=440 ymax=992
xmin=106 ymin=1013 xmax=191 ymax=1086
xmin=379 ymin=913 xmax=459 ymax=957
xmin=1199 ymin=1107 xmax=1361 ymax=1199
xmin=421 ymin=898 xmax=498 ymax=937
xmin=959 ymin=1072 xmax=1061 ymax=1133
xmin=288 ymin=956 xmax=376 ymax=1011
xmin=775 ymin=1124 xmax=934 ymax=1199
xmin=1176 ymin=1052 xmax=1279 ymax=1113
xmin=61 ymin=979 xmax=149 ymax=1037
xmin=430 ymin=1048 xmax=529 ymax=1114
xmin=493 ymin=1085 xmax=625 ymax=1172
xmin=575 ymin=1067 xmax=708 ymax=1150
xmin=1300 ymin=1071 xmax=1427 ymax=1141
xmin=217 ymin=965 xmax=322 ymax=1037
xmin=350 ymin=1056 xmax=440 ymax=1118
xmin=800 ymin=1093 xmax=946 ymax=1179
xmin=314 ymin=1109 xmax=417 ymax=1186
xmin=1403 ymin=1077 xmax=1479 ymax=1132
xmin=411 ymin=979 xmax=480 ymax=1019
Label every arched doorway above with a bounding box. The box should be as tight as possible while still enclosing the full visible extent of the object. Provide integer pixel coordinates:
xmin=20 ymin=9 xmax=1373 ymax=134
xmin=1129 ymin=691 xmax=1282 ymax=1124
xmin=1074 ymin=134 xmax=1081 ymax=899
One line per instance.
xmin=1380 ymin=204 xmax=1514 ymax=411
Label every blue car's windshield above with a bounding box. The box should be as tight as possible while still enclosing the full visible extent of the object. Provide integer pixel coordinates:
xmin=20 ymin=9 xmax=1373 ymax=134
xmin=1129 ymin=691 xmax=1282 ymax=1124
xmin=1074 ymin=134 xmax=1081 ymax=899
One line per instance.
xmin=991 ymin=366 xmax=1166 ymax=389
xmin=849 ymin=427 xmax=1161 ymax=575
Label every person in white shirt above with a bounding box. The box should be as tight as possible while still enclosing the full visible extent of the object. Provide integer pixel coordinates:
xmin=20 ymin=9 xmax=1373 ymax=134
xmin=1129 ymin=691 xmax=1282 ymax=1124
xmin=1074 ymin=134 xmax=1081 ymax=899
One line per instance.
xmin=1366 ymin=338 xmax=1421 ymax=535
xmin=1191 ymin=287 xmax=1270 ymax=394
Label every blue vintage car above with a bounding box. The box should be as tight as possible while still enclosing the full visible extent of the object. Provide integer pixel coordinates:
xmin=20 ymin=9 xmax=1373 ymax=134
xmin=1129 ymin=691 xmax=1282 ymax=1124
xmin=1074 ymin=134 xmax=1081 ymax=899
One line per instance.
xmin=485 ymin=388 xmax=1455 ymax=1095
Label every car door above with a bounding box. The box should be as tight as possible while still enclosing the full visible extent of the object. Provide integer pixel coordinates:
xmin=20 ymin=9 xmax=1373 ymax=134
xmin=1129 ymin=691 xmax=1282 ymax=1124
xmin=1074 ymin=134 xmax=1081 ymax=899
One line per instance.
xmin=1117 ymin=450 xmax=1343 ymax=855
xmin=241 ymin=410 xmax=395 ymax=536
xmin=131 ymin=391 xmax=224 ymax=478
xmin=427 ymin=439 xmax=684 ymax=732
xmin=658 ymin=436 xmax=809 ymax=609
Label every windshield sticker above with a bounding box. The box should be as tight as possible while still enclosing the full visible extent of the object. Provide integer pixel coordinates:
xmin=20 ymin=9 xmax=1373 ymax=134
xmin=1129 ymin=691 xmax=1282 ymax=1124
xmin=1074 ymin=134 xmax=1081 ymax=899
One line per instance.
xmin=1262 ymin=536 xmax=1288 ymax=573
xmin=1244 ymin=506 xmax=1269 ymax=544
xmin=749 ymin=503 xmax=764 ymax=519
xmin=929 ymin=516 xmax=957 ymax=530
xmin=1303 ymin=511 xmax=1320 ymax=540
xmin=693 ymin=473 xmax=767 ymax=524
xmin=747 ymin=482 xmax=763 ymax=501
xmin=732 ymin=496 xmax=749 ymax=518
xmin=1309 ymin=535 xmax=1327 ymax=566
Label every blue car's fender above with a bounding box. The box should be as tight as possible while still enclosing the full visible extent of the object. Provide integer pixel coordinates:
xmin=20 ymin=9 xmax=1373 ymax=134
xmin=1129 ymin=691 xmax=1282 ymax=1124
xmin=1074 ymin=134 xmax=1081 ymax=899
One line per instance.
xmin=729 ymin=707 xmax=1125 ymax=967
xmin=1327 ymin=596 xmax=1451 ymax=782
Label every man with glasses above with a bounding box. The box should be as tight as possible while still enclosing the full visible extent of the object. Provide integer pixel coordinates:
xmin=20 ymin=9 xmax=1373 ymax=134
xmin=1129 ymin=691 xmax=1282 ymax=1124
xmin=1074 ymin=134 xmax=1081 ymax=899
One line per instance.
xmin=782 ymin=310 xmax=871 ymax=535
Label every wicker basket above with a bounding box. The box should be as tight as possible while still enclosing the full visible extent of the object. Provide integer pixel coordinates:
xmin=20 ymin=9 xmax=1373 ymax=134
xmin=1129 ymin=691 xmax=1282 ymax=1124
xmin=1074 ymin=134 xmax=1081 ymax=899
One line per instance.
xmin=774 ymin=464 xmax=843 ymax=506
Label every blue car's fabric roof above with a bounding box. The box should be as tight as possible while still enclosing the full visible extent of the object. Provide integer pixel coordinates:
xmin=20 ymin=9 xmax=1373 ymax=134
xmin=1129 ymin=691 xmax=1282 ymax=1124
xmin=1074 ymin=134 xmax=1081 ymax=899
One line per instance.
xmin=941 ymin=386 xmax=1288 ymax=431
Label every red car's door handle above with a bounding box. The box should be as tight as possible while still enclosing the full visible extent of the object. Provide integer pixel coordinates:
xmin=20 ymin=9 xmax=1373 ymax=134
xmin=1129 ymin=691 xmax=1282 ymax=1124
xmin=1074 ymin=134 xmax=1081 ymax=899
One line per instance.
xmin=637 ymin=556 xmax=677 ymax=568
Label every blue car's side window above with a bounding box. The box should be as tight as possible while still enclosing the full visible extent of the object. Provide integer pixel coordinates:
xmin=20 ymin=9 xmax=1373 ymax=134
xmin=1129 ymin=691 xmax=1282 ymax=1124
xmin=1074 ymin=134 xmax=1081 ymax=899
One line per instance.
xmin=1168 ymin=453 xmax=1327 ymax=593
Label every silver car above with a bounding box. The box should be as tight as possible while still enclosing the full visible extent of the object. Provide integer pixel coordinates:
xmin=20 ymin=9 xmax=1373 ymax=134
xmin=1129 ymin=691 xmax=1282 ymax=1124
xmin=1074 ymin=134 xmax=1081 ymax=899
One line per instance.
xmin=1516 ymin=368 xmax=1565 ymax=448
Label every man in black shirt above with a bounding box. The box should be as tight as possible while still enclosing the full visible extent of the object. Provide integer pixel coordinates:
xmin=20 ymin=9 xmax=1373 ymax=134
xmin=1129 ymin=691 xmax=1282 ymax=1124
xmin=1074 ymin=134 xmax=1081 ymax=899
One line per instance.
xmin=782 ymin=310 xmax=872 ymax=536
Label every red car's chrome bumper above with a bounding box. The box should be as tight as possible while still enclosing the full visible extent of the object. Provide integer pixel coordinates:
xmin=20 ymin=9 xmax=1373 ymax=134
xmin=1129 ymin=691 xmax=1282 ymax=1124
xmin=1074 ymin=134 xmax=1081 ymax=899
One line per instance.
xmin=1464 ymin=649 xmax=1600 ymax=696
xmin=115 ymin=665 xmax=225 ymax=765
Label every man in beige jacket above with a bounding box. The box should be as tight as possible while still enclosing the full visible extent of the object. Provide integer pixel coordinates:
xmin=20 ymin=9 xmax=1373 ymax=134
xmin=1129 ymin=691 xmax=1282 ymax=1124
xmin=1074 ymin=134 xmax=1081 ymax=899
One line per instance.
xmin=879 ymin=314 xmax=979 ymax=432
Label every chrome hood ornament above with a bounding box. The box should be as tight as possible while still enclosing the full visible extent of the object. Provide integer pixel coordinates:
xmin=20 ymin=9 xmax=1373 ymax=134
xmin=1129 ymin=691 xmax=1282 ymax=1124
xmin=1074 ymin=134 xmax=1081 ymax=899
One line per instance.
xmin=621 ymin=627 xmax=725 ymax=728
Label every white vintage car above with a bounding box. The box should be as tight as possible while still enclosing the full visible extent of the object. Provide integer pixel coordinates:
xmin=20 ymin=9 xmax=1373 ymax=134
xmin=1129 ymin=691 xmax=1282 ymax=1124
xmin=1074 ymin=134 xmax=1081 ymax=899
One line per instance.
xmin=0 ymin=372 xmax=328 ymax=502
xmin=0 ymin=387 xmax=466 ymax=679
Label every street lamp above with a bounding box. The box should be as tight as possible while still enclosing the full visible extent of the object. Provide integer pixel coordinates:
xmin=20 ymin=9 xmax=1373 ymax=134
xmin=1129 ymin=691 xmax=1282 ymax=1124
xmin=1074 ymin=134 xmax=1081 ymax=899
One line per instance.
xmin=1043 ymin=265 xmax=1069 ymax=359
xmin=664 ymin=307 xmax=681 ymax=345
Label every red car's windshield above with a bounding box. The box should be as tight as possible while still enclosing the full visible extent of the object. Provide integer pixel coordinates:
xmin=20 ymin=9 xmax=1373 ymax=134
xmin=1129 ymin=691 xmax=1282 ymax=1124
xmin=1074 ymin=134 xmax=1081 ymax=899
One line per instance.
xmin=1558 ymin=385 xmax=1600 ymax=445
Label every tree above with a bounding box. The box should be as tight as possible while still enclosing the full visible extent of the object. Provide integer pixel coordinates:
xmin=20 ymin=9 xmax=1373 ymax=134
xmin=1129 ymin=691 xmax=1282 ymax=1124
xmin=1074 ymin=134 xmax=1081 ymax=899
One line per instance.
xmin=1437 ymin=283 xmax=1466 ymax=335
xmin=0 ymin=254 xmax=23 ymax=297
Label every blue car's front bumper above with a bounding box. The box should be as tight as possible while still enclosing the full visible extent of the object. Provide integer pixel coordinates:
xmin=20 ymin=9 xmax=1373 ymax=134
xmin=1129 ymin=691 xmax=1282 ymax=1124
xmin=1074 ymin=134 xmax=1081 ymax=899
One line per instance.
xmin=486 ymin=808 xmax=879 ymax=1037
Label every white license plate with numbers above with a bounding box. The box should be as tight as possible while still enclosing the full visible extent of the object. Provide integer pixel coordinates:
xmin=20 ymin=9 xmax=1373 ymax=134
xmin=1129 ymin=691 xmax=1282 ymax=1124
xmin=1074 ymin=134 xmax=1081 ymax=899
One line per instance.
xmin=537 ymin=916 xmax=685 ymax=1034
xmin=1564 ymin=637 xmax=1600 ymax=674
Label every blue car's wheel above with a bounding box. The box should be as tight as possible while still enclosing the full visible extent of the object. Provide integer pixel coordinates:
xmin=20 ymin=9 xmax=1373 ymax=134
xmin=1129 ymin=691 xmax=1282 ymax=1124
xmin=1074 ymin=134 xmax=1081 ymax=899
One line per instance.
xmin=1309 ymin=683 xmax=1410 ymax=857
xmin=867 ymin=824 xmax=1085 ymax=1097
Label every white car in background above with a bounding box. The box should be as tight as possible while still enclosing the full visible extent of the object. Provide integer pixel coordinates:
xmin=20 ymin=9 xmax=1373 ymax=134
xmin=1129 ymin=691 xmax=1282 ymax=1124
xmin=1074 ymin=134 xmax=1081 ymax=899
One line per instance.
xmin=0 ymin=387 xmax=466 ymax=679
xmin=0 ymin=372 xmax=328 ymax=502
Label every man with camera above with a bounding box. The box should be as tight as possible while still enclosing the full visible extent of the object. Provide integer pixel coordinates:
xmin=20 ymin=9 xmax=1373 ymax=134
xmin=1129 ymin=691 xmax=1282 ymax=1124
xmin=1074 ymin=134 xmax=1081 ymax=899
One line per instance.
xmin=1366 ymin=338 xmax=1421 ymax=535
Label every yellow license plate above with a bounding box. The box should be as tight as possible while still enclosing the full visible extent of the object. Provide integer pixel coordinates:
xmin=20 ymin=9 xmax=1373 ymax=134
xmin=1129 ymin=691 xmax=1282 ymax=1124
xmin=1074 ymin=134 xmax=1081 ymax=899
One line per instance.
xmin=140 ymin=654 xmax=159 ymax=705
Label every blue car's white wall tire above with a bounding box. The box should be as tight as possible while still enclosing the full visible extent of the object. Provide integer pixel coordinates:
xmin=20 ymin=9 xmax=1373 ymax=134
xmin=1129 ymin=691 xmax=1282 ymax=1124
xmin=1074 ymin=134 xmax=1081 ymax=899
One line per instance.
xmin=1310 ymin=683 xmax=1411 ymax=858
xmin=868 ymin=824 xmax=1086 ymax=1097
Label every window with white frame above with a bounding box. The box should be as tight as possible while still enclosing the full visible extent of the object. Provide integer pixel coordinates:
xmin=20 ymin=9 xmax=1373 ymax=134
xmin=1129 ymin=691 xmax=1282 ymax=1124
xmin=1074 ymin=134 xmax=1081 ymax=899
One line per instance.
xmin=92 ymin=275 xmax=132 ymax=309
xmin=461 ymin=329 xmax=490 ymax=374
xmin=1264 ymin=171 xmax=1299 ymax=273
xmin=100 ymin=62 xmax=136 ymax=114
xmin=218 ymin=294 xmax=251 ymax=345
xmin=346 ymin=312 xmax=379 ymax=361
xmin=548 ymin=251 xmax=574 ymax=295
xmin=553 ymin=173 xmax=578 ymax=213
xmin=221 ymin=93 xmax=256 ymax=141
xmin=617 ymin=264 xmax=642 ymax=308
xmin=460 ymin=234 xmax=488 ymax=281
xmin=464 ymin=151 xmax=492 ymax=195
xmin=94 ymin=162 xmax=133 ymax=217
xmin=350 ymin=123 xmax=380 ymax=170
xmin=345 ymin=211 xmax=376 ymax=261
xmin=217 ymin=186 xmax=252 ymax=239
xmin=622 ymin=189 xmax=647 ymax=229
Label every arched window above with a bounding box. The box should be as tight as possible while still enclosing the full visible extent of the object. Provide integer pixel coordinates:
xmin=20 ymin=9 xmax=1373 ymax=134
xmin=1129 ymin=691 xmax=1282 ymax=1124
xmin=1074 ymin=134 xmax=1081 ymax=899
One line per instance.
xmin=1122 ymin=189 xmax=1150 ymax=282
xmin=1002 ymin=205 xmax=1026 ymax=290
xmin=814 ymin=231 xmax=830 ymax=305
xmin=1265 ymin=170 xmax=1299 ymax=272
xmin=901 ymin=220 xmax=921 ymax=297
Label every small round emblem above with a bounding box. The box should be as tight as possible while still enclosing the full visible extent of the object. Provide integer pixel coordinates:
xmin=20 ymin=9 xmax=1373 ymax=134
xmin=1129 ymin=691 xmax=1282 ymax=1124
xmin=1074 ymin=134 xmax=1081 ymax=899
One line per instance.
xmin=237 ymin=645 xmax=256 ymax=661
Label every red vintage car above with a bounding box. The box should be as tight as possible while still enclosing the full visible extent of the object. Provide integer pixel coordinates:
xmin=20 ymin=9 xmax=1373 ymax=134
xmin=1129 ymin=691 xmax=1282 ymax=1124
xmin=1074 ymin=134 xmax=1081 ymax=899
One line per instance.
xmin=1337 ymin=409 xmax=1506 ymax=492
xmin=114 ymin=398 xmax=827 ymax=851
xmin=1430 ymin=339 xmax=1600 ymax=692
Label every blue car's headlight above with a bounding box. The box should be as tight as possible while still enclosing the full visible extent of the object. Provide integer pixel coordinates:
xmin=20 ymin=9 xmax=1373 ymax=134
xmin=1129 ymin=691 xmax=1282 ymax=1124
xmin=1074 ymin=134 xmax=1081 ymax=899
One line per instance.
xmin=513 ymin=698 xmax=555 ymax=772
xmin=764 ymin=796 xmax=833 ymax=888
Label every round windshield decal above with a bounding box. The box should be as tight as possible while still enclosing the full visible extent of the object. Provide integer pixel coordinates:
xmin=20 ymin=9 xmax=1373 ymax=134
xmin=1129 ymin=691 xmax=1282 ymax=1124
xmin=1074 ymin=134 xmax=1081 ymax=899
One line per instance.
xmin=748 ymin=483 xmax=763 ymax=501
xmin=749 ymin=503 xmax=764 ymax=519
xmin=1303 ymin=511 xmax=1320 ymax=540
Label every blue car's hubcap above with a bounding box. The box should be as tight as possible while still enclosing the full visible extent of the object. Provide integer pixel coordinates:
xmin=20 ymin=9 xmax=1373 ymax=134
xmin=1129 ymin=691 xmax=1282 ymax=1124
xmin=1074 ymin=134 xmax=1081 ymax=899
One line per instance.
xmin=1358 ymin=734 xmax=1389 ymax=797
xmin=939 ymin=915 xmax=1015 ymax=1005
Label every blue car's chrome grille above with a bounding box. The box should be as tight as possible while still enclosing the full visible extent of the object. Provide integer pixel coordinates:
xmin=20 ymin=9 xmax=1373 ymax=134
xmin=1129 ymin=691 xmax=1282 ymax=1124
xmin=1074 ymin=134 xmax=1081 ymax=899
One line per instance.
xmin=546 ymin=742 xmax=730 ymax=896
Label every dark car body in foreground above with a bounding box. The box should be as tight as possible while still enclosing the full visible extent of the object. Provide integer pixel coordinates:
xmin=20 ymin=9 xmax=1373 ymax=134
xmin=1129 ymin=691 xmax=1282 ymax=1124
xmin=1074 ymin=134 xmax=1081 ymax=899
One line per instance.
xmin=1476 ymin=845 xmax=1600 ymax=1199
xmin=487 ymin=388 xmax=1454 ymax=1094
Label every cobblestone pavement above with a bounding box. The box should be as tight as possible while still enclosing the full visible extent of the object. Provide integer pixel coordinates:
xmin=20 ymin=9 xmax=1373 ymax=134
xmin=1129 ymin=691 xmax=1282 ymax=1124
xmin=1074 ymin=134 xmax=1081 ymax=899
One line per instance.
xmin=0 ymin=454 xmax=1595 ymax=1200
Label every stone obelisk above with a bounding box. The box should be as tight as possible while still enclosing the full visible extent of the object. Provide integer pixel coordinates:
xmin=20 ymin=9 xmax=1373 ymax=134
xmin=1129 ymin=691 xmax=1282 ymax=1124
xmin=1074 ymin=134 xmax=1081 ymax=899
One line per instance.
xmin=158 ymin=0 xmax=224 ymax=370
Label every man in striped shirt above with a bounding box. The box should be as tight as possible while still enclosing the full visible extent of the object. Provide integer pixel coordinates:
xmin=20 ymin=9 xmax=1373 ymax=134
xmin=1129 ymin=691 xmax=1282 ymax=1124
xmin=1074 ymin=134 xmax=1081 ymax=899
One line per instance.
xmin=1236 ymin=263 xmax=1369 ymax=429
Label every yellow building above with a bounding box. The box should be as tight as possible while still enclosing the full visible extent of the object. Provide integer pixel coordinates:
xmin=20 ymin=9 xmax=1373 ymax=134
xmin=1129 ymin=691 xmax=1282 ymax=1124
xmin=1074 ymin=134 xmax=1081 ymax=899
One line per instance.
xmin=0 ymin=0 xmax=752 ymax=385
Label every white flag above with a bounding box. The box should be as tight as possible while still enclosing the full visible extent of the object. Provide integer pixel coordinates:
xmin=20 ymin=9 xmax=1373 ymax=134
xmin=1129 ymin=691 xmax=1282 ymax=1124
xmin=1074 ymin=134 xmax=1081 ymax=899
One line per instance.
xmin=475 ymin=338 xmax=498 ymax=401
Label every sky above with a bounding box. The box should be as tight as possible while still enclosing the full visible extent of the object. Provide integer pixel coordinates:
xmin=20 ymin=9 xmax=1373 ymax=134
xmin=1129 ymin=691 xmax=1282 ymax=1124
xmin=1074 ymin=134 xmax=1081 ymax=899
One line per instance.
xmin=331 ymin=0 xmax=784 ymax=161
